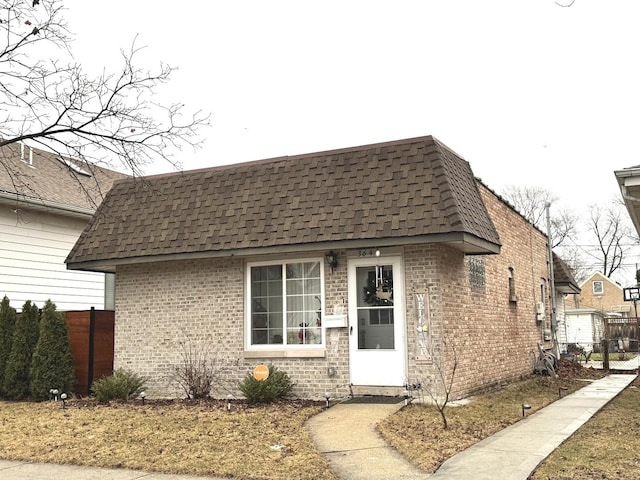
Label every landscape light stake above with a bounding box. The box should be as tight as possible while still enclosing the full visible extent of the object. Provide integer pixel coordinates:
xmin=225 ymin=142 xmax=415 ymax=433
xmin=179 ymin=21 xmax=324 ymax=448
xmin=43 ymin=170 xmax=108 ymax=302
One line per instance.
xmin=51 ymin=388 xmax=59 ymax=402
xmin=140 ymin=391 xmax=146 ymax=405
xmin=558 ymin=386 xmax=568 ymax=398
xmin=227 ymin=394 xmax=233 ymax=411
xmin=522 ymin=403 xmax=531 ymax=417
xmin=324 ymin=392 xmax=330 ymax=409
xmin=61 ymin=393 xmax=67 ymax=409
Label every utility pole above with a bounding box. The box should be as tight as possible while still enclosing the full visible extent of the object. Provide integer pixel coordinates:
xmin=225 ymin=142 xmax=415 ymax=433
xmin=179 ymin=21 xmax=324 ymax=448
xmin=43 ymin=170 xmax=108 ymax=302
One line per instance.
xmin=546 ymin=203 xmax=559 ymax=357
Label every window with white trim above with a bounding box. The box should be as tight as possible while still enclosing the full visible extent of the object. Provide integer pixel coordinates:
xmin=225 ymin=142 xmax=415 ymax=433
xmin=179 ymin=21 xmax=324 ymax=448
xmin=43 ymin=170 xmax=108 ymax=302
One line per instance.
xmin=247 ymin=260 xmax=323 ymax=348
xmin=592 ymin=280 xmax=604 ymax=295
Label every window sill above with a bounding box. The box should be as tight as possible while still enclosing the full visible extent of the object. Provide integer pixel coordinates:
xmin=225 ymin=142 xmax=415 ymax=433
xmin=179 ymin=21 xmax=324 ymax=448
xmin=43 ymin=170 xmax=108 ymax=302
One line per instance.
xmin=243 ymin=349 xmax=326 ymax=359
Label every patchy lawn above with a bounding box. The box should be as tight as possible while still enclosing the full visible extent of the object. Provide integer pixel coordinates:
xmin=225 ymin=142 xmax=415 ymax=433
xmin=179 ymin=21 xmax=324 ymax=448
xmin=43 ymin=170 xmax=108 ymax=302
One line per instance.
xmin=0 ymin=399 xmax=337 ymax=480
xmin=0 ymin=361 xmax=621 ymax=479
xmin=377 ymin=360 xmax=605 ymax=473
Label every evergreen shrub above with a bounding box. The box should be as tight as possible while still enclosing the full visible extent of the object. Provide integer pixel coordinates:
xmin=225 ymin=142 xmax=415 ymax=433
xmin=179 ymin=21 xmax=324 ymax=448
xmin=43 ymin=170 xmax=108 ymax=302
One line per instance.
xmin=29 ymin=300 xmax=75 ymax=401
xmin=92 ymin=368 xmax=147 ymax=402
xmin=3 ymin=301 xmax=39 ymax=399
xmin=239 ymin=365 xmax=294 ymax=404
xmin=0 ymin=296 xmax=17 ymax=396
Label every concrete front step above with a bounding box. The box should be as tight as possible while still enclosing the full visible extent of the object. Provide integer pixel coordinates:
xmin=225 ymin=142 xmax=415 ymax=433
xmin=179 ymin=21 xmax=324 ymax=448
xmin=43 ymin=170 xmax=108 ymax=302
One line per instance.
xmin=350 ymin=385 xmax=406 ymax=397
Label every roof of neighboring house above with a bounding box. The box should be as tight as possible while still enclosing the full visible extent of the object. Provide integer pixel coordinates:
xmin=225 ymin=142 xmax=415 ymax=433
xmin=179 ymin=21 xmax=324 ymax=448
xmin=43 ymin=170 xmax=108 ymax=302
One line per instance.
xmin=0 ymin=143 xmax=127 ymax=217
xmin=66 ymin=136 xmax=502 ymax=272
xmin=553 ymin=253 xmax=581 ymax=294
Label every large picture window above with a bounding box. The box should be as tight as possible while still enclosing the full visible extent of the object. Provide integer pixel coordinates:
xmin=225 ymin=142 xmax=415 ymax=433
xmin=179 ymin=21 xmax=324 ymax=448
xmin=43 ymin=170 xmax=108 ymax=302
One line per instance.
xmin=248 ymin=260 xmax=323 ymax=348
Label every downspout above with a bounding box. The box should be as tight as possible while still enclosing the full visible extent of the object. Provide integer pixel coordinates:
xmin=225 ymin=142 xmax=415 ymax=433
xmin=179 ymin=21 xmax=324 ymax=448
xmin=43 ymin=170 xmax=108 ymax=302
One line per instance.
xmin=545 ymin=203 xmax=559 ymax=357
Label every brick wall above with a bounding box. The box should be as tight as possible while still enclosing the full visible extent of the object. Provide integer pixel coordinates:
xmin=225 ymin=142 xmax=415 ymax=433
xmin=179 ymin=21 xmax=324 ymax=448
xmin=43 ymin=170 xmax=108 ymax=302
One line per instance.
xmin=115 ymin=254 xmax=354 ymax=400
xmin=114 ymin=185 xmax=550 ymax=401
xmin=404 ymin=185 xmax=551 ymax=400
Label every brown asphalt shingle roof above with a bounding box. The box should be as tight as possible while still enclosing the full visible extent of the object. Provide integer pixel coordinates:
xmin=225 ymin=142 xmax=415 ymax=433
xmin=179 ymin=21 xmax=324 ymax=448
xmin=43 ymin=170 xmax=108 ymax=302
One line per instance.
xmin=553 ymin=253 xmax=581 ymax=294
xmin=0 ymin=143 xmax=127 ymax=212
xmin=66 ymin=136 xmax=501 ymax=267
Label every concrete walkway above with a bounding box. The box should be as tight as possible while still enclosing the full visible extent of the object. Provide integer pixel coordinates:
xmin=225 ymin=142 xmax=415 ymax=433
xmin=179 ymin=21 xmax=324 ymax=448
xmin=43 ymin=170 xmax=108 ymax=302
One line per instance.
xmin=0 ymin=374 xmax=635 ymax=480
xmin=306 ymin=374 xmax=635 ymax=480
xmin=430 ymin=374 xmax=636 ymax=480
xmin=0 ymin=459 xmax=223 ymax=480
xmin=306 ymin=402 xmax=431 ymax=480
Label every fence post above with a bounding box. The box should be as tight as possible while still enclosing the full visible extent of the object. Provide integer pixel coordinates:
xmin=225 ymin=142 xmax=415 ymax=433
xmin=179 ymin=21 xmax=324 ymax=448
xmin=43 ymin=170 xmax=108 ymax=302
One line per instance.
xmin=603 ymin=318 xmax=609 ymax=370
xmin=88 ymin=307 xmax=96 ymax=393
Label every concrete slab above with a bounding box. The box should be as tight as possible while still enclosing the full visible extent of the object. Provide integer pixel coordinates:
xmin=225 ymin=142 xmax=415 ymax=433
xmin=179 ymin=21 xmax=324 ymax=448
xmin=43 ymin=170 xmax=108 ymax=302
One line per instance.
xmin=429 ymin=374 xmax=636 ymax=480
xmin=0 ymin=460 xmax=223 ymax=480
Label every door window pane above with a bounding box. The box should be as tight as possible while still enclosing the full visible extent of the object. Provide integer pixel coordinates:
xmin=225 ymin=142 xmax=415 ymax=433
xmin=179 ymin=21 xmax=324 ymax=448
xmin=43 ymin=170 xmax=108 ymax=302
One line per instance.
xmin=356 ymin=265 xmax=394 ymax=350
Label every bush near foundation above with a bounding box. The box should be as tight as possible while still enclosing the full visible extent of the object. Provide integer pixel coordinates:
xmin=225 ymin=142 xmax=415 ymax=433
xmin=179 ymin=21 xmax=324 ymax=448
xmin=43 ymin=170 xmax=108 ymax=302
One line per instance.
xmin=92 ymin=368 xmax=147 ymax=402
xmin=239 ymin=365 xmax=294 ymax=404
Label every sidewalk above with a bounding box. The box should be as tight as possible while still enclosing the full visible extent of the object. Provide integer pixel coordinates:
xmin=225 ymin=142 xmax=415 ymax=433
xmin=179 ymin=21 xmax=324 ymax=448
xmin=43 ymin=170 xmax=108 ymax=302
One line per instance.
xmin=430 ymin=374 xmax=636 ymax=479
xmin=0 ymin=460 xmax=224 ymax=480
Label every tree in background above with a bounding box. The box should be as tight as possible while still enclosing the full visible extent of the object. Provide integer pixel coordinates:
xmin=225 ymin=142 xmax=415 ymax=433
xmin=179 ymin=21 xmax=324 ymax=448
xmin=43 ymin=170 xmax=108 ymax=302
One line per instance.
xmin=0 ymin=296 xmax=17 ymax=396
xmin=500 ymin=185 xmax=577 ymax=248
xmin=29 ymin=300 xmax=74 ymax=401
xmin=3 ymin=301 xmax=39 ymax=400
xmin=583 ymin=203 xmax=635 ymax=279
xmin=502 ymin=185 xmax=639 ymax=284
xmin=0 ymin=0 xmax=208 ymax=205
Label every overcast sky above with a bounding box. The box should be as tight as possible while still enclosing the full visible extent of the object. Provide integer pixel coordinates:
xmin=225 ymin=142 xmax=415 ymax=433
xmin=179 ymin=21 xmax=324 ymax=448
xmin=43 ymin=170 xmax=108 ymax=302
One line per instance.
xmin=61 ymin=1 xmax=640 ymax=217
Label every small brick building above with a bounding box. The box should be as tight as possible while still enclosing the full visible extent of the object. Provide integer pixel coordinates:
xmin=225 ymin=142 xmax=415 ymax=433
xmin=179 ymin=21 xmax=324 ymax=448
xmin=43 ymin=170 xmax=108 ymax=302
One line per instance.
xmin=66 ymin=136 xmax=554 ymax=400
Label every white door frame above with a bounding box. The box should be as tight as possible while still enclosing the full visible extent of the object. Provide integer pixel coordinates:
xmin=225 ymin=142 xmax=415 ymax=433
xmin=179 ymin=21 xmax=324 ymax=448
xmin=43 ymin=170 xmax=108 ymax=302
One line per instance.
xmin=348 ymin=254 xmax=407 ymax=386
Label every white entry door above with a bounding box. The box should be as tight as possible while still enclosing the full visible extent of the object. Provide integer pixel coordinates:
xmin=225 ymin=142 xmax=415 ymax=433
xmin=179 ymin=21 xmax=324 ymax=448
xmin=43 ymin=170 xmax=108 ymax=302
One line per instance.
xmin=348 ymin=255 xmax=406 ymax=386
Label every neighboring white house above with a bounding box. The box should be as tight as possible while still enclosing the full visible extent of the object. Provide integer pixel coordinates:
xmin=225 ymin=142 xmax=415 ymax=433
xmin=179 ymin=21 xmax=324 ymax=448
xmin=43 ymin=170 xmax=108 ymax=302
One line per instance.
xmin=559 ymin=308 xmax=604 ymax=353
xmin=0 ymin=143 xmax=126 ymax=311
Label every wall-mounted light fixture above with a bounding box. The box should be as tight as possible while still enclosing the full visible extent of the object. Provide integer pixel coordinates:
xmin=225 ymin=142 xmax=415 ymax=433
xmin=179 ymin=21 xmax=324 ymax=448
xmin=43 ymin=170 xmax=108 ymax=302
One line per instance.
xmin=326 ymin=251 xmax=338 ymax=272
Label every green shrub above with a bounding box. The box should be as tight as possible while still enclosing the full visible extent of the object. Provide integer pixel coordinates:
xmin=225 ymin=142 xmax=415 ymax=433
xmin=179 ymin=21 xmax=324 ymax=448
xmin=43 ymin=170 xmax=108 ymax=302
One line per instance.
xmin=92 ymin=368 xmax=147 ymax=402
xmin=239 ymin=365 xmax=294 ymax=404
xmin=0 ymin=296 xmax=17 ymax=396
xmin=29 ymin=300 xmax=75 ymax=401
xmin=3 ymin=301 xmax=40 ymax=399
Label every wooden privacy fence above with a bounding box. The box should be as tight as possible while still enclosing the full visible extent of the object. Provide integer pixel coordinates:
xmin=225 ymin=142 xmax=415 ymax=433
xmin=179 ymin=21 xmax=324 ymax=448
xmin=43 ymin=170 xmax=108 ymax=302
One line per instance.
xmin=66 ymin=308 xmax=115 ymax=397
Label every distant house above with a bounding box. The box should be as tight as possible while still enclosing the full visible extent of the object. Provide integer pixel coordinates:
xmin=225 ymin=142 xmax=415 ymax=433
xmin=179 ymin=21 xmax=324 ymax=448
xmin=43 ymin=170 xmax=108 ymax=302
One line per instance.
xmin=566 ymin=272 xmax=629 ymax=316
xmin=67 ymin=136 xmax=557 ymax=400
xmin=0 ymin=143 xmax=126 ymax=311
xmin=560 ymin=308 xmax=604 ymax=354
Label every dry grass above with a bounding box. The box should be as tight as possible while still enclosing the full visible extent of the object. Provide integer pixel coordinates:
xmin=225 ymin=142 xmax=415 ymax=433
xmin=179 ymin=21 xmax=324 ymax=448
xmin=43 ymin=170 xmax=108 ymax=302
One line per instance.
xmin=377 ymin=361 xmax=606 ymax=473
xmin=530 ymin=376 xmax=640 ymax=479
xmin=0 ymin=361 xmax=626 ymax=479
xmin=0 ymin=399 xmax=337 ymax=480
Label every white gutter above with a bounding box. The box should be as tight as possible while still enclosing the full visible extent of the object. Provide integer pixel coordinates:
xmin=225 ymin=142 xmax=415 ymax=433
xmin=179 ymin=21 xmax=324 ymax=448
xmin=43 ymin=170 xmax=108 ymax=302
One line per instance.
xmin=0 ymin=191 xmax=95 ymax=219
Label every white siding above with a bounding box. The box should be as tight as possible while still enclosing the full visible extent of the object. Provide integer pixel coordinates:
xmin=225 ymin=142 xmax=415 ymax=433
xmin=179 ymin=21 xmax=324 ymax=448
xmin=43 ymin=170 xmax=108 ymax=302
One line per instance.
xmin=0 ymin=205 xmax=105 ymax=311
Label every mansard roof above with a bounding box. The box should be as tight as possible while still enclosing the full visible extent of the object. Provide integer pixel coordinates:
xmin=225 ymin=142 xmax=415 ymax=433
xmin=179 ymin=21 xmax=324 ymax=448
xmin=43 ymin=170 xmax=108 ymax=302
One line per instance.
xmin=67 ymin=136 xmax=501 ymax=271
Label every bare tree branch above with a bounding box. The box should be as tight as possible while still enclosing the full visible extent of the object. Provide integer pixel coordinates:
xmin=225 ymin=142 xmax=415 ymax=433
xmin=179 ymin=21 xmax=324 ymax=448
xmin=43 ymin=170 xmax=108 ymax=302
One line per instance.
xmin=584 ymin=203 xmax=634 ymax=278
xmin=0 ymin=0 xmax=209 ymax=200
xmin=500 ymin=185 xmax=577 ymax=248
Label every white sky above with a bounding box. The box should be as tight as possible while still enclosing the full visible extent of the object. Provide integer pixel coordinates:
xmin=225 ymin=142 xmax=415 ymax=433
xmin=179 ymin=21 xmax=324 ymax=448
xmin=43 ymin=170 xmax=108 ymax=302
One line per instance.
xmin=62 ymin=0 xmax=640 ymax=281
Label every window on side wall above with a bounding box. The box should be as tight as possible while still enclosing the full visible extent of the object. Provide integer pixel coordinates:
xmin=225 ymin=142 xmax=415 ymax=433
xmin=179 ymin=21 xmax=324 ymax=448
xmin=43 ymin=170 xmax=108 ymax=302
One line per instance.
xmin=247 ymin=259 xmax=324 ymax=349
xmin=592 ymin=280 xmax=604 ymax=295
xmin=466 ymin=256 xmax=486 ymax=291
